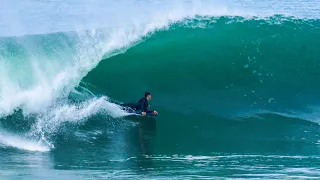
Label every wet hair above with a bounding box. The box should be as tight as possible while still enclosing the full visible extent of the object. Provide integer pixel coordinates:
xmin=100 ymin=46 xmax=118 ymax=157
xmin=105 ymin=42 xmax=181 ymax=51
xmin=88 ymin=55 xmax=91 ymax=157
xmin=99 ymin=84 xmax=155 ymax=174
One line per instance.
xmin=145 ymin=92 xmax=151 ymax=97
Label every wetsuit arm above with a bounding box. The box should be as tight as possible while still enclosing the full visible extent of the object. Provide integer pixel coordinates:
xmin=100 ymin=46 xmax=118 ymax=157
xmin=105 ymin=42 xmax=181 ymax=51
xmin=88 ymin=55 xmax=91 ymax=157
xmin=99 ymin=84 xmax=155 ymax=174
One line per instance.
xmin=142 ymin=100 xmax=151 ymax=113
xmin=140 ymin=99 xmax=145 ymax=112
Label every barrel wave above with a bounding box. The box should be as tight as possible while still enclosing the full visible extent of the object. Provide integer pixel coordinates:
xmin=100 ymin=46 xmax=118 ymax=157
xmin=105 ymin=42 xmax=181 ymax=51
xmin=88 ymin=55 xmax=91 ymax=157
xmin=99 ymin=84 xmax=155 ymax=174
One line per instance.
xmin=1 ymin=11 xmax=320 ymax=179
xmin=86 ymin=16 xmax=320 ymax=119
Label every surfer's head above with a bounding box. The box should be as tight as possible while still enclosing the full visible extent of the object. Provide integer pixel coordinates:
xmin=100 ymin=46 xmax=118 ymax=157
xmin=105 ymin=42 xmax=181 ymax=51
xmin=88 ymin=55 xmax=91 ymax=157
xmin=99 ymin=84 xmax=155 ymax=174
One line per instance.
xmin=145 ymin=92 xmax=151 ymax=101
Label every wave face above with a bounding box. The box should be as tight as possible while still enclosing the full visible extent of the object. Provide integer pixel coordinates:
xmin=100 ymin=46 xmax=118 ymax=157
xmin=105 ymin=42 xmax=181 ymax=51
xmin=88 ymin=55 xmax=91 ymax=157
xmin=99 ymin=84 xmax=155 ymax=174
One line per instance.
xmin=85 ymin=16 xmax=320 ymax=119
xmin=0 ymin=0 xmax=320 ymax=179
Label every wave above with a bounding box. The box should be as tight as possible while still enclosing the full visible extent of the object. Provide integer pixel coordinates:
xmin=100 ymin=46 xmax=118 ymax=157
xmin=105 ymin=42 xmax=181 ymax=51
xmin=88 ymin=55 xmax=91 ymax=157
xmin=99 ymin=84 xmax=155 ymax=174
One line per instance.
xmin=1 ymin=12 xmax=320 ymax=151
xmin=84 ymin=16 xmax=320 ymax=119
xmin=1 ymin=2 xmax=319 ymax=118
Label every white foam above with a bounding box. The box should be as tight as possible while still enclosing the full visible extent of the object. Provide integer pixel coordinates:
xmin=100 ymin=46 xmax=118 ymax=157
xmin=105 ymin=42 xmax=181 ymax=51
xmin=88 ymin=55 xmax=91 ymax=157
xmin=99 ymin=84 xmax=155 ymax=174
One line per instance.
xmin=184 ymin=155 xmax=216 ymax=160
xmin=143 ymin=154 xmax=319 ymax=161
xmin=32 ymin=96 xmax=130 ymax=135
xmin=284 ymin=168 xmax=320 ymax=177
xmin=0 ymin=131 xmax=50 ymax=152
xmin=272 ymin=106 xmax=320 ymax=125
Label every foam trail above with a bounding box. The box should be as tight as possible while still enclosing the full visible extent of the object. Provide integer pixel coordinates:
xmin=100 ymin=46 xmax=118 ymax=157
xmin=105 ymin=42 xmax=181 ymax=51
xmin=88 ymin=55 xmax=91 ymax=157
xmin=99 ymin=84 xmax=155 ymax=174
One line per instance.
xmin=0 ymin=131 xmax=50 ymax=152
xmin=32 ymin=96 xmax=128 ymax=135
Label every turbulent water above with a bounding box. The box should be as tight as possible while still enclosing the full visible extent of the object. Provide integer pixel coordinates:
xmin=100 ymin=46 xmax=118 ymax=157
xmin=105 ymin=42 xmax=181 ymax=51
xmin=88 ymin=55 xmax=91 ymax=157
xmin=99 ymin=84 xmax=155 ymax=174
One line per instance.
xmin=0 ymin=0 xmax=320 ymax=179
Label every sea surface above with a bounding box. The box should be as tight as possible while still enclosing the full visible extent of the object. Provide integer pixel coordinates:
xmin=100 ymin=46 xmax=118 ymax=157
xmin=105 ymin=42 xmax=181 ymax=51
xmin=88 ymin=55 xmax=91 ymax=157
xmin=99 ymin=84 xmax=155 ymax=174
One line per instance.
xmin=0 ymin=0 xmax=320 ymax=179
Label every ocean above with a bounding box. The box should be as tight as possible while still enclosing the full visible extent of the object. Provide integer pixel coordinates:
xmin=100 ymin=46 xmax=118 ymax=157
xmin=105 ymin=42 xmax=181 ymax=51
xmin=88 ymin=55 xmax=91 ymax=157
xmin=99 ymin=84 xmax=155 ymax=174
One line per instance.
xmin=0 ymin=0 xmax=320 ymax=179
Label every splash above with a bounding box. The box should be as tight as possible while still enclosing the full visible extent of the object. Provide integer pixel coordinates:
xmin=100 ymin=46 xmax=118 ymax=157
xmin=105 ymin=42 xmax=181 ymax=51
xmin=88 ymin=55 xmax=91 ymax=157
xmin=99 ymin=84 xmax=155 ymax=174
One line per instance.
xmin=0 ymin=131 xmax=50 ymax=152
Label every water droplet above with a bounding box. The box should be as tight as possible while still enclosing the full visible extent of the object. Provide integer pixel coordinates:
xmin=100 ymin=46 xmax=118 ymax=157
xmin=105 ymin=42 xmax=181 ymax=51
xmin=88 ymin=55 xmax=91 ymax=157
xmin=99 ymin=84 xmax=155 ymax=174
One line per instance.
xmin=268 ymin=98 xmax=275 ymax=103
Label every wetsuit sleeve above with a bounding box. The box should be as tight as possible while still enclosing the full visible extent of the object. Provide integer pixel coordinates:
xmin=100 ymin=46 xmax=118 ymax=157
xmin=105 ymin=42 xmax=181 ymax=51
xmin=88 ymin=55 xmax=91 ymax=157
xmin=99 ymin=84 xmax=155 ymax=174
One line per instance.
xmin=139 ymin=98 xmax=152 ymax=113
xmin=145 ymin=103 xmax=153 ymax=113
xmin=145 ymin=103 xmax=149 ymax=112
xmin=140 ymin=99 xmax=145 ymax=112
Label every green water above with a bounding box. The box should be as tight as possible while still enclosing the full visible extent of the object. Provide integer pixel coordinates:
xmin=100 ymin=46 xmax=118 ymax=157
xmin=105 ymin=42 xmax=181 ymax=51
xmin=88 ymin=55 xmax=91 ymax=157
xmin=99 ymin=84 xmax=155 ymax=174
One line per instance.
xmin=86 ymin=17 xmax=320 ymax=114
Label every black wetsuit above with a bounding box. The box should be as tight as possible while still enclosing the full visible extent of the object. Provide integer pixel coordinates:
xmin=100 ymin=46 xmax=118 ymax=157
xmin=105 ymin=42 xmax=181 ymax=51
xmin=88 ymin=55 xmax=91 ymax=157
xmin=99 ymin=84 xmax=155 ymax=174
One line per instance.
xmin=122 ymin=97 xmax=153 ymax=113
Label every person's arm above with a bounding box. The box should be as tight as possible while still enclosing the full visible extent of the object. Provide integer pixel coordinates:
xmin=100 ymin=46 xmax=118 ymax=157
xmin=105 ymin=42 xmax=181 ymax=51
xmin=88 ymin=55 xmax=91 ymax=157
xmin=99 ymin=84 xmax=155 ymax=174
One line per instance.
xmin=139 ymin=99 xmax=147 ymax=115
xmin=139 ymin=100 xmax=145 ymax=111
xmin=145 ymin=104 xmax=150 ymax=112
xmin=145 ymin=104 xmax=157 ymax=114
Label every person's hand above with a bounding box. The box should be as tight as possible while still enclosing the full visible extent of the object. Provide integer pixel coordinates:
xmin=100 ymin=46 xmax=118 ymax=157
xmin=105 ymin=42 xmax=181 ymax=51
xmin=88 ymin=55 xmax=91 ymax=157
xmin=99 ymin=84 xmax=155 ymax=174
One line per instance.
xmin=142 ymin=112 xmax=146 ymax=116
